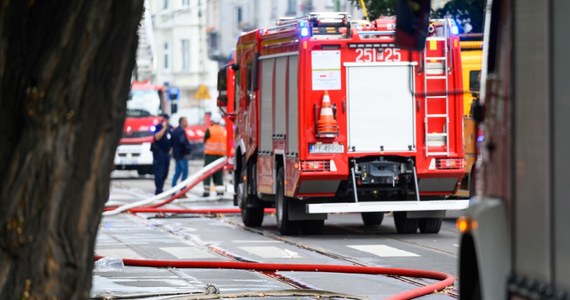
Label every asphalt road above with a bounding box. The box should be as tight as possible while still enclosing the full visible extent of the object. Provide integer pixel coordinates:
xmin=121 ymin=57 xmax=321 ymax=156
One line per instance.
xmin=94 ymin=161 xmax=462 ymax=299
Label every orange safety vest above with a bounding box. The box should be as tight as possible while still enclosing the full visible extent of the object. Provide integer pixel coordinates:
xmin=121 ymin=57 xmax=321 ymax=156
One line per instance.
xmin=204 ymin=124 xmax=227 ymax=156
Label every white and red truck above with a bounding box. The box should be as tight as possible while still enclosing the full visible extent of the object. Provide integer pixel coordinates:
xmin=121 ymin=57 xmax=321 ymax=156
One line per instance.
xmin=114 ymin=81 xmax=167 ymax=175
xmin=115 ymin=81 xmax=210 ymax=174
xmin=218 ymin=13 xmax=469 ymax=235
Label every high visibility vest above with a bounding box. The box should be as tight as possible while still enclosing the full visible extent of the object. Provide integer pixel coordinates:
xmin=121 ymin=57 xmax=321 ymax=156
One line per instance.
xmin=204 ymin=124 xmax=227 ymax=156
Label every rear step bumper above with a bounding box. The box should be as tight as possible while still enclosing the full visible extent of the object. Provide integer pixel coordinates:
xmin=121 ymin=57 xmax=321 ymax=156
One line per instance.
xmin=306 ymin=200 xmax=469 ymax=214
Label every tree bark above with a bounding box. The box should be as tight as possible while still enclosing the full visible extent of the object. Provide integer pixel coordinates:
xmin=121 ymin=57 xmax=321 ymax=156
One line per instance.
xmin=0 ymin=1 xmax=143 ymax=298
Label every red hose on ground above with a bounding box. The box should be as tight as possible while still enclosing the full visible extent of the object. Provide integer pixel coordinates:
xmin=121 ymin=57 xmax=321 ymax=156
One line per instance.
xmin=94 ymin=255 xmax=454 ymax=299
xmin=127 ymin=207 xmax=276 ymax=214
xmin=103 ymin=160 xmax=455 ymax=298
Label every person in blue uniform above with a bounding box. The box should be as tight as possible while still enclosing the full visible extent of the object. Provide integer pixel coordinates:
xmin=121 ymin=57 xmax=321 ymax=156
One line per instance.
xmin=151 ymin=114 xmax=173 ymax=194
xmin=171 ymin=116 xmax=192 ymax=187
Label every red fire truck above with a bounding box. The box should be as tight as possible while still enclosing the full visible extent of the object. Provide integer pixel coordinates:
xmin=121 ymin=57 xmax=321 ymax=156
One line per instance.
xmin=115 ymin=81 xmax=167 ymax=175
xmin=216 ymin=54 xmax=237 ymax=172
xmin=220 ymin=13 xmax=469 ymax=235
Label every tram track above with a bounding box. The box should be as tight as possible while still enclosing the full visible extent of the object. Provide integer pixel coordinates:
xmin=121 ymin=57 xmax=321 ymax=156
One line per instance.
xmin=102 ymin=180 xmax=458 ymax=298
xmin=130 ymin=207 xmax=458 ymax=299
xmin=218 ymin=214 xmax=459 ymax=298
xmin=125 ymin=213 xmax=327 ymax=296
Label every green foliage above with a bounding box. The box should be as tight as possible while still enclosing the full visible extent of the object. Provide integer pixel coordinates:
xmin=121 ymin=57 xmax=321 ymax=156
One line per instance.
xmin=347 ymin=0 xmax=398 ymax=20
xmin=433 ymin=0 xmax=485 ymax=33
xmin=348 ymin=0 xmax=485 ymax=33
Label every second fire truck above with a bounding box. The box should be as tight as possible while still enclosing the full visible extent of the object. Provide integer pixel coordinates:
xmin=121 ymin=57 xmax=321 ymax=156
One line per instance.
xmin=218 ymin=13 xmax=469 ymax=235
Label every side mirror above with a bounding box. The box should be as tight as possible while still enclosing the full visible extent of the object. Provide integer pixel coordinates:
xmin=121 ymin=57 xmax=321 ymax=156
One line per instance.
xmin=217 ymin=94 xmax=228 ymax=108
xmin=217 ymin=65 xmax=229 ymax=110
xmin=395 ymin=0 xmax=431 ymax=51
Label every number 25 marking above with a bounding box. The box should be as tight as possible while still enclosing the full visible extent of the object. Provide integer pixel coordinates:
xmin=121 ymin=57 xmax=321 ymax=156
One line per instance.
xmin=355 ymin=48 xmax=401 ymax=62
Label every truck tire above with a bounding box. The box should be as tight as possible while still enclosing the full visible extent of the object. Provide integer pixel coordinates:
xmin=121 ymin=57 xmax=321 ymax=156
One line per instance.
xmin=361 ymin=212 xmax=384 ymax=226
xmin=419 ymin=218 xmax=442 ymax=234
xmin=237 ymin=159 xmax=264 ymax=227
xmin=137 ymin=166 xmax=153 ymax=175
xmin=241 ymin=205 xmax=264 ymax=227
xmin=394 ymin=211 xmax=419 ymax=234
xmin=276 ymin=167 xmax=300 ymax=235
xmin=301 ymin=220 xmax=324 ymax=235
xmin=239 ymin=181 xmax=263 ymax=227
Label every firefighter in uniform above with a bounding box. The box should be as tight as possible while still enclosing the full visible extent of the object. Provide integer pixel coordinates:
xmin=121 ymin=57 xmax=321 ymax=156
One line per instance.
xmin=151 ymin=114 xmax=173 ymax=195
xmin=202 ymin=112 xmax=227 ymax=197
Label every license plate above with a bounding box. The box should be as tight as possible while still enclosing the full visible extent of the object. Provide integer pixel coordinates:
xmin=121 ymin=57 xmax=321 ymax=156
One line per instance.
xmin=119 ymin=158 xmax=136 ymax=165
xmin=310 ymin=143 xmax=344 ymax=154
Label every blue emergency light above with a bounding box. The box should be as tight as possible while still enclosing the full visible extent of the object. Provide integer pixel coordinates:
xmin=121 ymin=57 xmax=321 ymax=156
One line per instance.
xmin=450 ymin=19 xmax=459 ymax=35
xmin=451 ymin=25 xmax=459 ymax=35
xmin=299 ymin=20 xmax=310 ymax=37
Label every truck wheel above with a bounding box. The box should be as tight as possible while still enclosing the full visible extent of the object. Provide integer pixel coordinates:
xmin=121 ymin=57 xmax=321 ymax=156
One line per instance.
xmin=237 ymin=160 xmax=264 ymax=227
xmin=301 ymin=220 xmax=324 ymax=235
xmin=241 ymin=206 xmax=264 ymax=227
xmin=361 ymin=212 xmax=384 ymax=226
xmin=418 ymin=218 xmax=442 ymax=234
xmin=137 ymin=166 xmax=152 ymax=175
xmin=238 ymin=182 xmax=263 ymax=227
xmin=276 ymin=167 xmax=300 ymax=235
xmin=394 ymin=212 xmax=419 ymax=234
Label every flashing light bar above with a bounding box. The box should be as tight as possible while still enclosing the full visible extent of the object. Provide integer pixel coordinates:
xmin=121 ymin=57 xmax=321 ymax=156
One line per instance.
xmin=348 ymin=43 xmax=396 ymax=49
xmin=299 ymin=20 xmax=310 ymax=37
xmin=451 ymin=26 xmax=459 ymax=35
xmin=300 ymin=27 xmax=310 ymax=37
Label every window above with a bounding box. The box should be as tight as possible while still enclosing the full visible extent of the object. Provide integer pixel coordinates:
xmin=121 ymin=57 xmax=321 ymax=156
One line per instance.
xmin=469 ymin=70 xmax=481 ymax=92
xmin=208 ymin=32 xmax=219 ymax=51
xmin=181 ymin=0 xmax=189 ymax=8
xmin=217 ymin=66 xmax=228 ymax=107
xmin=246 ymin=62 xmax=253 ymax=94
xmin=236 ymin=7 xmax=242 ymax=26
xmin=163 ymin=0 xmax=169 ymax=10
xmin=163 ymin=42 xmax=170 ymax=70
xmin=181 ymin=39 xmax=190 ymax=71
xmin=286 ymin=0 xmax=297 ymax=16
xmin=235 ymin=68 xmax=241 ymax=109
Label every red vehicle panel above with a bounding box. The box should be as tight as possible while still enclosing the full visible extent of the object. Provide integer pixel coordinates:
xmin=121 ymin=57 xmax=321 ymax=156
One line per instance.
xmin=219 ymin=13 xmax=469 ymax=234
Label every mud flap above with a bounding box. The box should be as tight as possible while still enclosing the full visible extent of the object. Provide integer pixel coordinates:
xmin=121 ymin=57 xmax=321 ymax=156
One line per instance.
xmin=288 ymin=198 xmax=327 ymax=221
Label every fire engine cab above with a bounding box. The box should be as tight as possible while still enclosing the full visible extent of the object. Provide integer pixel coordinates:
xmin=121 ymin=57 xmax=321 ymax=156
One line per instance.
xmin=221 ymin=12 xmax=469 ymax=235
xmin=115 ymin=81 xmax=167 ymax=175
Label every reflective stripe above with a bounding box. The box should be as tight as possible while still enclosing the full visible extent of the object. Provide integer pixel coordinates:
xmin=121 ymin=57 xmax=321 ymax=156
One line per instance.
xmin=204 ymin=125 xmax=227 ymax=155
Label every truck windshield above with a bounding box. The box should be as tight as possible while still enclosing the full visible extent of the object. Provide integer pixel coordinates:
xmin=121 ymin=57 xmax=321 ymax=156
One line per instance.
xmin=127 ymin=90 xmax=162 ymax=117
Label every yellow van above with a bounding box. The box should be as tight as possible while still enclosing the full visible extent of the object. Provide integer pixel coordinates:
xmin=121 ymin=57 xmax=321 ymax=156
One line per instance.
xmin=455 ymin=37 xmax=482 ymax=198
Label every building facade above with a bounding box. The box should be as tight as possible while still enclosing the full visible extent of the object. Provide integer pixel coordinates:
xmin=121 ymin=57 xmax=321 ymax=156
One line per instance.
xmin=206 ymin=0 xmax=364 ymax=66
xmin=149 ymin=0 xmax=218 ymax=109
xmin=140 ymin=0 xmax=450 ymax=109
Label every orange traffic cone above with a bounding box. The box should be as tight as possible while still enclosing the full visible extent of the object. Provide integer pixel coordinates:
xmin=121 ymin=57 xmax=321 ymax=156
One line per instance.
xmin=317 ymin=91 xmax=339 ymax=138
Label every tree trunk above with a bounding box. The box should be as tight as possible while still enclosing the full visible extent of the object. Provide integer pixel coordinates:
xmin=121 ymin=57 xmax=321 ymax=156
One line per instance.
xmin=0 ymin=1 xmax=143 ymax=298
